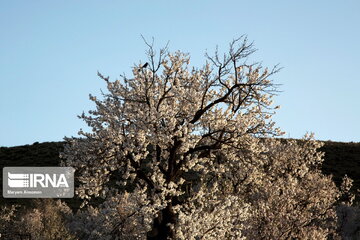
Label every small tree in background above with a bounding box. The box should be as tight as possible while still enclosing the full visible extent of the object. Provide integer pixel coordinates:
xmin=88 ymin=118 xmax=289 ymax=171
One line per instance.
xmin=61 ymin=37 xmax=342 ymax=239
xmin=0 ymin=200 xmax=75 ymax=240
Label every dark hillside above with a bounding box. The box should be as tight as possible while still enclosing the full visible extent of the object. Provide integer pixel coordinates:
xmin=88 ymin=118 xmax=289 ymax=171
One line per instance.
xmin=0 ymin=141 xmax=64 ymax=167
xmin=0 ymin=142 xmax=78 ymax=208
xmin=1 ymin=140 xmax=360 ymax=209
xmin=320 ymin=141 xmax=360 ymax=191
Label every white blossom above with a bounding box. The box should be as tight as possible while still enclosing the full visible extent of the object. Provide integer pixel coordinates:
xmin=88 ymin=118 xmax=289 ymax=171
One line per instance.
xmin=61 ymin=37 xmax=344 ymax=239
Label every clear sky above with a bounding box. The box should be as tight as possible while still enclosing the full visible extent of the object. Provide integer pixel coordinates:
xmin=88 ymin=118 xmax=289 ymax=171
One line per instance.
xmin=1 ymin=0 xmax=359 ymax=147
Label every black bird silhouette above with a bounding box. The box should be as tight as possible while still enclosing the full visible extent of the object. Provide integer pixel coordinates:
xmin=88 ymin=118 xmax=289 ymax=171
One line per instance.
xmin=138 ymin=62 xmax=149 ymax=72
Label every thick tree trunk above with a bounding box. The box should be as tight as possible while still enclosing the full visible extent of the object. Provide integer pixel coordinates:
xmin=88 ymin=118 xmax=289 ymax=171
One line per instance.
xmin=147 ymin=203 xmax=176 ymax=240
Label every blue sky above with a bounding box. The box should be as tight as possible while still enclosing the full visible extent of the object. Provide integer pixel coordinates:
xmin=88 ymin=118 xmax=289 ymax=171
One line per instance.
xmin=1 ymin=0 xmax=359 ymax=147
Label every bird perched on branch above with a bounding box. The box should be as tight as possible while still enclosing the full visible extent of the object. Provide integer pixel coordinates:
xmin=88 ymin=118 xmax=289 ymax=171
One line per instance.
xmin=138 ymin=62 xmax=149 ymax=72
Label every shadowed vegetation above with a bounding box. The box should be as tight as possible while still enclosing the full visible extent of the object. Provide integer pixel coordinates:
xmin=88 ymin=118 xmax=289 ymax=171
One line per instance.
xmin=1 ymin=140 xmax=360 ymax=210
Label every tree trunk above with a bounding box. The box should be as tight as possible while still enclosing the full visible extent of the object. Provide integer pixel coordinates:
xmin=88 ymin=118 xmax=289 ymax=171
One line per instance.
xmin=147 ymin=203 xmax=176 ymax=240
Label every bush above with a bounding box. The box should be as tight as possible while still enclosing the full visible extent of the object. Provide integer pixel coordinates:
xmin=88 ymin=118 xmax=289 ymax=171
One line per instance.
xmin=0 ymin=199 xmax=75 ymax=240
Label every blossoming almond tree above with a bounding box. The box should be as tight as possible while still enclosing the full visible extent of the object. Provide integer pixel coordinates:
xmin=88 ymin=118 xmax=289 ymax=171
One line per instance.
xmin=61 ymin=37 xmax=341 ymax=239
